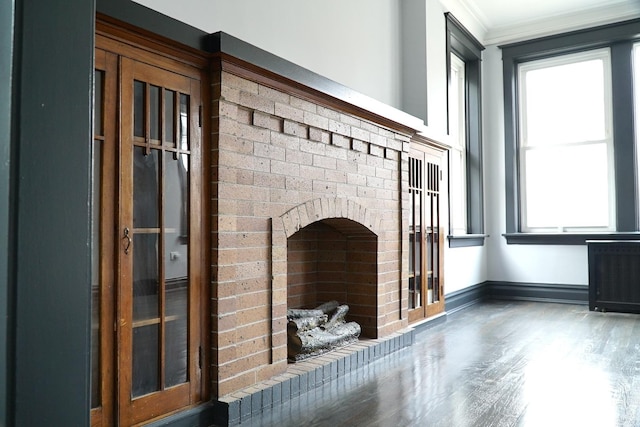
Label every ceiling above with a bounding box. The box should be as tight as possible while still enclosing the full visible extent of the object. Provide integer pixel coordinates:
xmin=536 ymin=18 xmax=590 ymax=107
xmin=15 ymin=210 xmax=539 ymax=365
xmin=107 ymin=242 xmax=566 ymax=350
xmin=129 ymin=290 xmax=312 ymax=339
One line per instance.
xmin=132 ymin=0 xmax=640 ymax=46
xmin=461 ymin=0 xmax=640 ymax=44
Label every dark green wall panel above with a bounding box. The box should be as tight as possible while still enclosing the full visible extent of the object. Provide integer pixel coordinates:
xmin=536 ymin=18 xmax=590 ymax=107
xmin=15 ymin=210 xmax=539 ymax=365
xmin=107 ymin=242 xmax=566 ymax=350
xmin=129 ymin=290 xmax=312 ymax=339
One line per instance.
xmin=13 ymin=0 xmax=94 ymax=425
xmin=0 ymin=0 xmax=15 ymax=425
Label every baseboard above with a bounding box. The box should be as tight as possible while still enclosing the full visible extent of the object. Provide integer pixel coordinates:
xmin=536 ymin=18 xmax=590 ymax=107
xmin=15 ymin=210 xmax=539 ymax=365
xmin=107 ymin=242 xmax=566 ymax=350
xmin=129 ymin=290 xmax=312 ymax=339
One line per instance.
xmin=445 ymin=282 xmax=488 ymax=314
xmin=486 ymin=281 xmax=588 ymax=305
xmin=444 ymin=281 xmax=588 ymax=314
xmin=145 ymin=402 xmax=216 ymax=427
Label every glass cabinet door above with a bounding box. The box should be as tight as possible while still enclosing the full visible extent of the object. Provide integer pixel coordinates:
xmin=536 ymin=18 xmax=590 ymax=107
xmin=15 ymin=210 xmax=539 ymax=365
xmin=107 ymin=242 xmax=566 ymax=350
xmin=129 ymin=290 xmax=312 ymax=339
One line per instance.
xmin=408 ymin=144 xmax=445 ymax=322
xmin=118 ymin=57 xmax=202 ymax=425
xmin=91 ymin=34 xmax=205 ymax=426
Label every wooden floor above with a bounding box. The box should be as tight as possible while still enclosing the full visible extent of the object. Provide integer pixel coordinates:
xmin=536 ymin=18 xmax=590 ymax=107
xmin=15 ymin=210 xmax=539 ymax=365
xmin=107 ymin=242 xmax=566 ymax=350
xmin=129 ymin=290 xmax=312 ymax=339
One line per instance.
xmin=239 ymin=301 xmax=640 ymax=426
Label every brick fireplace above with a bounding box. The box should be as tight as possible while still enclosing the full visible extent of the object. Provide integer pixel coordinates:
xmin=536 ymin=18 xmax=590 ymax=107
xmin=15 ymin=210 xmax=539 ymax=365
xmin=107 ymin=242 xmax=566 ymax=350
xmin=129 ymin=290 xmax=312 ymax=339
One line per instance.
xmin=210 ymin=33 xmax=430 ymax=402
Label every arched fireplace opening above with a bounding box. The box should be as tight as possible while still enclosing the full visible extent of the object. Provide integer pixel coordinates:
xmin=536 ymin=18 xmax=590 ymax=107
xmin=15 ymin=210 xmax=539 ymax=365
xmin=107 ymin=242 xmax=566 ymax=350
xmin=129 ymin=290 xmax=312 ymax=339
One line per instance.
xmin=287 ymin=218 xmax=378 ymax=339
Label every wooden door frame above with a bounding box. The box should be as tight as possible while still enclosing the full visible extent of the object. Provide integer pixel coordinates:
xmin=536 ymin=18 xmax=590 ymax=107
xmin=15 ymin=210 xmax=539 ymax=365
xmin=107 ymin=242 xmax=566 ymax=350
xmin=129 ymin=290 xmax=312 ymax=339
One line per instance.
xmin=92 ymin=19 xmax=210 ymax=427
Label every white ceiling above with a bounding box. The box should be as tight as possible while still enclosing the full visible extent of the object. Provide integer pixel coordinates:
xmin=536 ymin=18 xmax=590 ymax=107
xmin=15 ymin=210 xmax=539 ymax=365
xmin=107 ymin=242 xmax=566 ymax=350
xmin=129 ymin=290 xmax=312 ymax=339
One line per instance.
xmin=460 ymin=0 xmax=640 ymax=44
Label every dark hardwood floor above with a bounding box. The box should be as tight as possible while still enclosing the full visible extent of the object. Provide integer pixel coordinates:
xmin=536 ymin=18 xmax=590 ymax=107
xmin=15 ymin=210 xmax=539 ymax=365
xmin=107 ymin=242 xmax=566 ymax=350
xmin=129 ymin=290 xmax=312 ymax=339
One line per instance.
xmin=242 ymin=301 xmax=640 ymax=426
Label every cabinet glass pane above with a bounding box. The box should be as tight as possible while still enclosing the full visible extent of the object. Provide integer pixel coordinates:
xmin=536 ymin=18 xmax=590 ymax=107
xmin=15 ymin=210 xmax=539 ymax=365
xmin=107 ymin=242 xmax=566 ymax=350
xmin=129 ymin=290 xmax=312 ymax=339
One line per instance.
xmin=409 ymin=276 xmax=415 ymax=309
xmin=132 ymin=324 xmax=159 ymax=397
xmin=133 ymin=233 xmax=159 ymax=322
xmin=165 ymin=90 xmax=175 ymax=145
xmin=94 ymin=70 xmax=104 ymax=136
xmin=133 ymin=148 xmax=160 ymax=229
xmin=164 ymin=152 xmax=189 ymax=387
xmin=150 ymin=85 xmax=161 ymax=142
xmin=134 ymin=81 xmax=145 ymax=138
xmin=414 ymin=232 xmax=422 ymax=309
xmin=180 ymin=94 xmax=189 ymax=151
xmin=132 ymin=146 xmax=161 ymax=397
xmin=165 ymin=293 xmax=187 ymax=387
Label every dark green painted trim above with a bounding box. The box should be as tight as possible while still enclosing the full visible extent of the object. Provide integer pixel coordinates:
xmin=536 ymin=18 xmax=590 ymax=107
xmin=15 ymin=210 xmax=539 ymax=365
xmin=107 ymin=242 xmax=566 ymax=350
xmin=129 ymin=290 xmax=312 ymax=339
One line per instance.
xmin=0 ymin=0 xmax=15 ymax=425
xmin=501 ymin=19 xmax=640 ymax=240
xmin=96 ymin=0 xmax=208 ymax=51
xmin=445 ymin=282 xmax=487 ymax=313
xmin=13 ymin=0 xmax=94 ymax=425
xmin=412 ymin=313 xmax=447 ymax=334
xmin=611 ymin=41 xmax=638 ymax=231
xmin=486 ymin=281 xmax=588 ymax=305
xmin=445 ymin=13 xmax=485 ymax=241
xmin=502 ymin=54 xmax=519 ymax=234
xmin=466 ymin=59 xmax=484 ymax=235
xmin=500 ymin=18 xmax=640 ymax=60
xmin=145 ymin=403 xmax=216 ymax=427
xmin=504 ymin=232 xmax=640 ymax=245
xmin=445 ymin=13 xmax=484 ymax=58
xmin=445 ymin=281 xmax=588 ymax=314
xmin=210 ymin=32 xmax=425 ymax=132
xmin=447 ymin=234 xmax=486 ymax=248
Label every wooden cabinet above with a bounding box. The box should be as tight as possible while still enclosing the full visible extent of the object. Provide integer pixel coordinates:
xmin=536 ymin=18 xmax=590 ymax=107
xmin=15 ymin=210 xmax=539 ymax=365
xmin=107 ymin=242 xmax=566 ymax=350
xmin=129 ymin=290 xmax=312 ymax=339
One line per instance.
xmin=91 ymin=25 xmax=208 ymax=426
xmin=408 ymin=141 xmax=446 ymax=322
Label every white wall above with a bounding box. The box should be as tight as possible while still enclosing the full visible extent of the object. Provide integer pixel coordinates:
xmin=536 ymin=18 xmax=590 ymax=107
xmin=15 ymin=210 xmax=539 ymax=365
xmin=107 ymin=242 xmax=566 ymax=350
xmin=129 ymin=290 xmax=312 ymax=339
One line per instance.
xmin=135 ymin=0 xmax=490 ymax=293
xmin=134 ymin=0 xmax=402 ymax=109
xmin=482 ymin=45 xmax=589 ymax=285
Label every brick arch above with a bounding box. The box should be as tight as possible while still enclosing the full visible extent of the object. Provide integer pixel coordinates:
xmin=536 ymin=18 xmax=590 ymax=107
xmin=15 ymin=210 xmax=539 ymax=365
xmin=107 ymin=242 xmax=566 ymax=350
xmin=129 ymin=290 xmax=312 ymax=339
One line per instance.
xmin=270 ymin=198 xmax=381 ymax=350
xmin=278 ymin=197 xmax=380 ymax=238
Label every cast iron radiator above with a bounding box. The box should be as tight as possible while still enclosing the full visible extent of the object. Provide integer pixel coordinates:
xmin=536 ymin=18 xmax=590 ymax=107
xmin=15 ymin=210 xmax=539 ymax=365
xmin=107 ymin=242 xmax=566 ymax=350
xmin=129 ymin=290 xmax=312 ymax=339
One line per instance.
xmin=588 ymin=240 xmax=640 ymax=313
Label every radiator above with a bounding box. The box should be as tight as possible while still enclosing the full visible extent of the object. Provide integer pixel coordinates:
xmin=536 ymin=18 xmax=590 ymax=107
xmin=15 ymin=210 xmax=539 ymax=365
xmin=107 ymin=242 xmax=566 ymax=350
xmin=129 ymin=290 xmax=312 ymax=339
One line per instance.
xmin=588 ymin=240 xmax=640 ymax=313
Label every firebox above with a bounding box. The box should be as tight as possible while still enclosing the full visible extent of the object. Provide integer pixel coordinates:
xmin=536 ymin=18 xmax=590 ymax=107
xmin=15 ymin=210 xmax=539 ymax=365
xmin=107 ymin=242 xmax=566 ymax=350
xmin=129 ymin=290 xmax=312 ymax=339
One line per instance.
xmin=287 ymin=218 xmax=377 ymax=339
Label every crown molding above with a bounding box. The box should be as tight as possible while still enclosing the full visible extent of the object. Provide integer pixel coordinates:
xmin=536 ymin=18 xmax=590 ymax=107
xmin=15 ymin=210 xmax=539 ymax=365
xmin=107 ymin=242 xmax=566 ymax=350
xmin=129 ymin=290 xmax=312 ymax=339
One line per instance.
xmin=440 ymin=0 xmax=489 ymax=44
xmin=484 ymin=1 xmax=640 ymax=45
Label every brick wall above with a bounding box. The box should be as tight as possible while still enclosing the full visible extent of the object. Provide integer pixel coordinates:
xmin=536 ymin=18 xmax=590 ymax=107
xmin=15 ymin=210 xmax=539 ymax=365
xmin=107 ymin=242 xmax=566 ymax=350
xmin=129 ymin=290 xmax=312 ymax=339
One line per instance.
xmin=211 ymin=66 xmax=412 ymax=397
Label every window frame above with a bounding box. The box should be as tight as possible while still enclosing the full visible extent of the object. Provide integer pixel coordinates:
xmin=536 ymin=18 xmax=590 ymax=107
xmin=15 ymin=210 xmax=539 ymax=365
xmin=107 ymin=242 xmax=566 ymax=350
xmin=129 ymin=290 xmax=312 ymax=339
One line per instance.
xmin=501 ymin=18 xmax=640 ymax=245
xmin=517 ymin=48 xmax=616 ymax=233
xmin=445 ymin=13 xmax=486 ymax=248
xmin=449 ymin=53 xmax=468 ymax=236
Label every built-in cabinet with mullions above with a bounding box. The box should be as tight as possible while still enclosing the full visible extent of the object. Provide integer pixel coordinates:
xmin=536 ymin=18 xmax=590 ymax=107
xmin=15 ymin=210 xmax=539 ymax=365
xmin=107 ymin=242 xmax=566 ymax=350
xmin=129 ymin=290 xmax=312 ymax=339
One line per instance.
xmin=408 ymin=141 xmax=446 ymax=323
xmin=91 ymin=22 xmax=209 ymax=426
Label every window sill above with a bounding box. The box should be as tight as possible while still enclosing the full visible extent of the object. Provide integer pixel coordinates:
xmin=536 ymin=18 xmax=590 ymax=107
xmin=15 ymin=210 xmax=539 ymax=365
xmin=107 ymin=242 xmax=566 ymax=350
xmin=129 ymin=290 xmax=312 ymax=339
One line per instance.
xmin=448 ymin=234 xmax=487 ymax=248
xmin=503 ymin=232 xmax=640 ymax=245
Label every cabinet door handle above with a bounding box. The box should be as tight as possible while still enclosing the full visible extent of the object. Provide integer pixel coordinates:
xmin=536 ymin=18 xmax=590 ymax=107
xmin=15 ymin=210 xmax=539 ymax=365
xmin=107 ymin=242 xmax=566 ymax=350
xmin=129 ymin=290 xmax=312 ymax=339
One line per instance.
xmin=123 ymin=227 xmax=132 ymax=254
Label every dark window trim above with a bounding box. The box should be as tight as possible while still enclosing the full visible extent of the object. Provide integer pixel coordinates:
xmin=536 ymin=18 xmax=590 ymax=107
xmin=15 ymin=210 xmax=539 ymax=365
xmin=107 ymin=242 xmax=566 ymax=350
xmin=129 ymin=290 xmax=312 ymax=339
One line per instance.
xmin=504 ymin=232 xmax=640 ymax=245
xmin=448 ymin=234 xmax=488 ymax=248
xmin=501 ymin=18 xmax=640 ymax=245
xmin=445 ymin=13 xmax=486 ymax=247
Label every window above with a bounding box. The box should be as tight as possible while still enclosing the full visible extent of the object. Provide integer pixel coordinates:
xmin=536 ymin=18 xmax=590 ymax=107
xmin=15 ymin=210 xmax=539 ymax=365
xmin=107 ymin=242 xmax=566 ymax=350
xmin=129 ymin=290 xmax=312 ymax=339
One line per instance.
xmin=445 ymin=13 xmax=485 ymax=247
xmin=502 ymin=19 xmax=640 ymax=244
xmin=518 ymin=49 xmax=614 ymax=232
xmin=449 ymin=53 xmax=467 ymax=235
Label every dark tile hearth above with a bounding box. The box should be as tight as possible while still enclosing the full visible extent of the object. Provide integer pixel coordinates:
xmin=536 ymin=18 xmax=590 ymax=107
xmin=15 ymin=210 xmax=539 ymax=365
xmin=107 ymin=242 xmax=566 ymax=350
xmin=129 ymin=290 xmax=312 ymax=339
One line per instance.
xmin=214 ymin=328 xmax=416 ymax=426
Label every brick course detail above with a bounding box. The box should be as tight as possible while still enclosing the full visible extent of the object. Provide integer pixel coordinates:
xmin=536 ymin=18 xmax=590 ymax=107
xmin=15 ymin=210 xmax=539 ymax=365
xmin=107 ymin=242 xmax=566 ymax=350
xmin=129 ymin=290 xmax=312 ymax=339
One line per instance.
xmin=211 ymin=70 xmax=413 ymax=398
